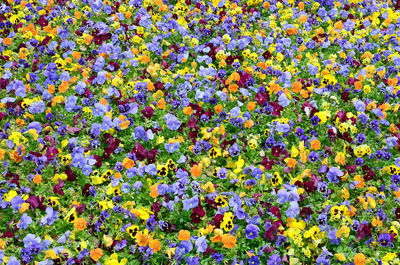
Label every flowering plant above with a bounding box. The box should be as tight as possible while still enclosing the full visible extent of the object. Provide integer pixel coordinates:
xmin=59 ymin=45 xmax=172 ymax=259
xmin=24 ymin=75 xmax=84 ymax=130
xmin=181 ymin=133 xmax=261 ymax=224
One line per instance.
xmin=1 ymin=0 xmax=400 ymax=264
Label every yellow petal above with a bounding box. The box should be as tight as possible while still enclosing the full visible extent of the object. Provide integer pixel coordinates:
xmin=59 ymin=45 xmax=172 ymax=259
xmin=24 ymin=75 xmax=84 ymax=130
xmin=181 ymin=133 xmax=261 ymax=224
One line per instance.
xmin=44 ymin=249 xmax=57 ymax=260
xmin=103 ymin=235 xmax=113 ymax=247
xmin=367 ymin=196 xmax=376 ymax=209
xmin=334 ymin=253 xmax=346 ymax=261
xmin=291 ymin=146 xmax=299 ymax=158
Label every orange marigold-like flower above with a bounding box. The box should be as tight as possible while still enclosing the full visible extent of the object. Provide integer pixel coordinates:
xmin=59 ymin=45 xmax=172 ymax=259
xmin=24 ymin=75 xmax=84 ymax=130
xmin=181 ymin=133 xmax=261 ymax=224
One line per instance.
xmin=74 ymin=218 xmax=87 ymax=231
xmin=90 ymin=248 xmax=103 ymax=262
xmin=177 ymin=230 xmax=190 ymax=241
xmin=136 ymin=232 xmax=149 ymax=247
xmin=221 ymin=234 xmax=237 ymax=249
xmin=354 ymin=253 xmax=366 ymax=265
xmin=149 ymin=239 xmax=161 ymax=253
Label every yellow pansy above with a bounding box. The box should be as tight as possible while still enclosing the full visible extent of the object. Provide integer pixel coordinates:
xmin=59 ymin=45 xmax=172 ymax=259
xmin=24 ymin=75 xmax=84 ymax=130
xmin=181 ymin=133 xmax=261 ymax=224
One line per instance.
xmin=98 ymin=199 xmax=114 ymax=211
xmin=9 ymin=132 xmax=25 ymax=145
xmin=52 ymin=173 xmax=67 ymax=183
xmin=334 ymin=253 xmax=346 ymax=262
xmin=4 ymin=190 xmax=18 ymax=202
xmin=304 ymin=226 xmax=320 ymax=240
xmin=103 ymin=235 xmax=113 ymax=247
xmin=105 ymin=253 xmax=127 ymax=265
xmin=336 ymin=226 xmax=350 ymax=238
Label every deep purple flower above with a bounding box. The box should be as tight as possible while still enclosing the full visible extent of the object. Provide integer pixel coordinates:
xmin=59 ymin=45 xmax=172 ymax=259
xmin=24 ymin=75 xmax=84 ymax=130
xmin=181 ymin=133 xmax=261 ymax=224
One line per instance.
xmin=378 ymin=233 xmax=392 ymax=247
xmin=326 ymin=167 xmax=344 ymax=183
xmin=176 ymin=241 xmax=193 ymax=257
xmin=211 ymin=253 xmax=224 ymax=264
xmin=370 ymin=119 xmax=380 ymax=133
xmin=275 ymin=235 xmax=287 ymax=247
xmin=245 ymin=224 xmax=260 ymax=239
xmin=308 ymin=151 xmax=319 ymax=163
xmin=228 ymin=143 xmax=240 ymax=157
xmin=375 ymin=150 xmax=384 ymax=160
xmin=249 ymin=256 xmax=260 ymax=265
xmin=310 ymin=115 xmax=321 ymax=126
xmin=355 ymin=158 xmax=363 ymax=166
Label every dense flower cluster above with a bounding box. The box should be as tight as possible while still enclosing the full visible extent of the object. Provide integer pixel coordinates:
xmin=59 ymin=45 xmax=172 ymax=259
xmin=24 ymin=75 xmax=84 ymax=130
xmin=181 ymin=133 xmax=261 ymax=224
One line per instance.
xmin=1 ymin=0 xmax=400 ymax=264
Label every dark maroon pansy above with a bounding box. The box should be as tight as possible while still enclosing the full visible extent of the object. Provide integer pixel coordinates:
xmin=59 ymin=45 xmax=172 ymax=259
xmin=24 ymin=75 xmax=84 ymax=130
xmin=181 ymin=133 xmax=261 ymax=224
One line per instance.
xmin=45 ymin=147 xmax=59 ymax=162
xmin=363 ymin=170 xmax=375 ymax=182
xmin=151 ymin=202 xmax=161 ymax=215
xmin=190 ymin=205 xmax=205 ymax=223
xmin=141 ymin=106 xmax=154 ymax=119
xmin=270 ymin=206 xmax=281 ymax=219
xmin=72 ymin=204 xmax=86 ymax=214
xmin=341 ymin=90 xmax=350 ymax=101
xmin=65 ymin=168 xmax=77 ymax=181
xmin=38 ymin=16 xmax=48 ymax=26
xmin=0 ymin=78 xmax=9 ymax=89
xmin=263 ymin=246 xmax=274 ymax=253
xmin=271 ymin=146 xmax=282 ymax=157
xmin=82 ymin=184 xmax=92 ymax=197
xmin=346 ymin=165 xmax=357 ymax=175
xmin=53 ymin=179 xmax=65 ymax=196
xmin=93 ymin=155 xmax=102 ymax=167
xmin=264 ymin=224 xmax=278 ymax=241
xmin=213 ymin=214 xmax=224 ymax=228
xmin=300 ymin=207 xmax=314 ymax=216
xmin=356 ymin=224 xmax=372 ymax=241
xmin=254 ymin=92 xmax=268 ymax=106
xmin=27 ymin=195 xmax=45 ymax=210
xmin=304 ymin=181 xmax=315 ymax=193
xmin=2 ymin=231 xmax=14 ymax=238
xmin=261 ymin=157 xmax=274 ymax=170
xmin=395 ymin=208 xmax=400 ymax=219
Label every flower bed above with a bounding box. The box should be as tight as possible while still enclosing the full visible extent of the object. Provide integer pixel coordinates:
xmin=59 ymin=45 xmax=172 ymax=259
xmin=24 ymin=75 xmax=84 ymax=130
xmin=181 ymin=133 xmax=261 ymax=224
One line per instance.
xmin=1 ymin=0 xmax=400 ymax=264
